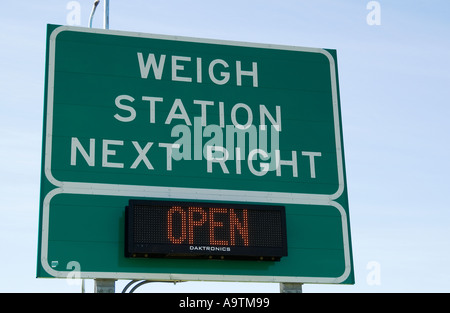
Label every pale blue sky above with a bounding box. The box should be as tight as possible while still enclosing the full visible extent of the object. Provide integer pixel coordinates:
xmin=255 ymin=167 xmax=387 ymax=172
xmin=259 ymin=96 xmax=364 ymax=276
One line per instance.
xmin=0 ymin=0 xmax=449 ymax=293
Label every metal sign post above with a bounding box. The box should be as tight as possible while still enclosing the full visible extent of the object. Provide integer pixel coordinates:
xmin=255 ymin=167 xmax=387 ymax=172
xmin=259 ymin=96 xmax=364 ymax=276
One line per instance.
xmin=103 ymin=0 xmax=109 ymax=29
xmin=88 ymin=0 xmax=99 ymax=28
xmin=94 ymin=279 xmax=116 ymax=293
xmin=280 ymin=283 xmax=303 ymax=293
xmin=89 ymin=0 xmax=109 ymax=29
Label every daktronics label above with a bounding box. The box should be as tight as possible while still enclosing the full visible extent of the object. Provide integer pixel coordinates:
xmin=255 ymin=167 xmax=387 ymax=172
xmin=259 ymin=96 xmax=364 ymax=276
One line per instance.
xmin=125 ymin=200 xmax=287 ymax=260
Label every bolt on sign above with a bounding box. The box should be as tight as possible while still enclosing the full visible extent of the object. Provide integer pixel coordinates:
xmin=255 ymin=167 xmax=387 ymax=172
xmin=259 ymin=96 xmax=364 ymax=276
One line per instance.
xmin=37 ymin=24 xmax=354 ymax=284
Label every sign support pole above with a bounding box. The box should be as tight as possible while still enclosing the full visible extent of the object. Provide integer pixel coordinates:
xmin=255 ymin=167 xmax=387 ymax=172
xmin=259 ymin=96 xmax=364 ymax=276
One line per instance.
xmin=103 ymin=0 xmax=110 ymax=29
xmin=88 ymin=0 xmax=109 ymax=29
xmin=94 ymin=279 xmax=116 ymax=293
xmin=88 ymin=0 xmax=99 ymax=28
xmin=280 ymin=283 xmax=303 ymax=293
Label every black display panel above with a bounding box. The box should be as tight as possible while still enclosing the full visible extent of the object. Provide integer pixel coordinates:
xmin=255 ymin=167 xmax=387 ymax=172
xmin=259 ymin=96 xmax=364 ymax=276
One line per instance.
xmin=125 ymin=200 xmax=287 ymax=261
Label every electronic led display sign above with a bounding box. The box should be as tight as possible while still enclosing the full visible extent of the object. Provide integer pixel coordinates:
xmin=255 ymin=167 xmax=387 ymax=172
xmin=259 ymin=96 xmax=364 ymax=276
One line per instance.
xmin=125 ymin=200 xmax=287 ymax=261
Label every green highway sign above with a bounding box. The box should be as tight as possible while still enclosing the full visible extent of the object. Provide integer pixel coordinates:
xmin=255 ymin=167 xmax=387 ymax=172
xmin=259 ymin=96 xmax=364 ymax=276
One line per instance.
xmin=37 ymin=24 xmax=354 ymax=284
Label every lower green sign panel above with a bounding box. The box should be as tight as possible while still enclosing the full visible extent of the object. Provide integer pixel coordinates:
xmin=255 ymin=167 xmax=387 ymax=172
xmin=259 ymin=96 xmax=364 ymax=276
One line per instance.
xmin=37 ymin=192 xmax=353 ymax=284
